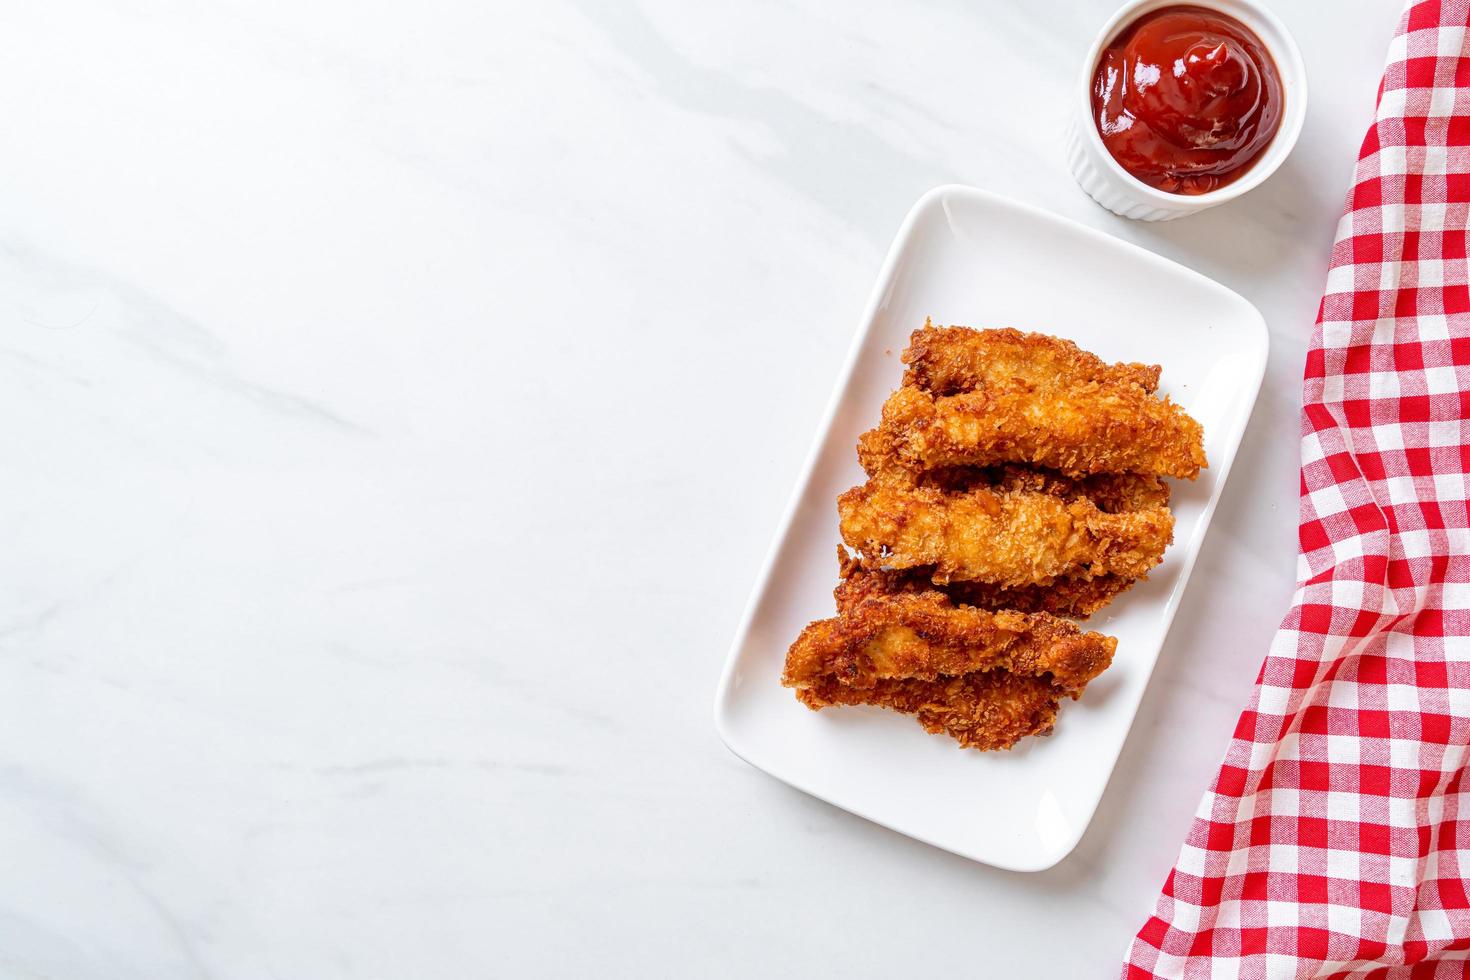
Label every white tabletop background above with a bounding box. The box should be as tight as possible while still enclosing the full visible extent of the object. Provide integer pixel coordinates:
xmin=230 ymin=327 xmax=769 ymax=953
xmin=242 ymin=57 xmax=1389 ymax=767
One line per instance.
xmin=0 ymin=1 xmax=1405 ymax=976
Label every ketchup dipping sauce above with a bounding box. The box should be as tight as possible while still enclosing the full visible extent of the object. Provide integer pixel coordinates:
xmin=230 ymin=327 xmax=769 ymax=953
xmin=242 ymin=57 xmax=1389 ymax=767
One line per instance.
xmin=1091 ymin=5 xmax=1283 ymax=195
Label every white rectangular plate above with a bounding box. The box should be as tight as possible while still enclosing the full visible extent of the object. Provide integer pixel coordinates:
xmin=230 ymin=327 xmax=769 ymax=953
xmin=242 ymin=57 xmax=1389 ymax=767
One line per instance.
xmin=714 ymin=185 xmax=1268 ymax=871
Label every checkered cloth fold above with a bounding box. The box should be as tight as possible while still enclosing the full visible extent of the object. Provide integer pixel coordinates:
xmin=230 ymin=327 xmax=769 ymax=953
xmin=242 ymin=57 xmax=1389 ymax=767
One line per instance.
xmin=1124 ymin=2 xmax=1470 ymax=977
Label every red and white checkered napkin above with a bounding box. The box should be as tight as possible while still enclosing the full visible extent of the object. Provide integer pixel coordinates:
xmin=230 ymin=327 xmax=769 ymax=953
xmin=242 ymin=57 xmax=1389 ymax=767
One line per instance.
xmin=1124 ymin=3 xmax=1470 ymax=977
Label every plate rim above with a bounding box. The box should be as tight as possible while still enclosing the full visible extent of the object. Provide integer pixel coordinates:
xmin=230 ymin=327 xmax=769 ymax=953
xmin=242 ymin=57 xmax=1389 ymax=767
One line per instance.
xmin=712 ymin=183 xmax=1271 ymax=871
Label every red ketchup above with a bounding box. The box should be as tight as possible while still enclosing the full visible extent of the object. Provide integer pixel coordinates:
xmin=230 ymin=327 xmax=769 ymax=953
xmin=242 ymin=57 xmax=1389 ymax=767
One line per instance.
xmin=1091 ymin=5 xmax=1282 ymax=194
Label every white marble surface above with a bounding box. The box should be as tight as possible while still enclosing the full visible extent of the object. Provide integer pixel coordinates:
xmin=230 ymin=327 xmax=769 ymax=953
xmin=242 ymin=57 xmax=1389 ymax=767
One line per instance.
xmin=0 ymin=1 xmax=1405 ymax=976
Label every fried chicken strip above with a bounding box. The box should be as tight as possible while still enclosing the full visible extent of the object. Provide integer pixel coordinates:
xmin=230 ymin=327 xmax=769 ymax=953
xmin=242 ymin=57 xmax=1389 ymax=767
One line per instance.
xmin=794 ymin=671 xmax=1063 ymax=751
xmin=834 ymin=550 xmax=1136 ymax=619
xmin=859 ymin=380 xmax=1206 ymax=480
xmin=903 ymin=322 xmax=1162 ymax=396
xmin=783 ymin=581 xmax=1116 ymax=750
xmin=782 ymin=589 xmax=1115 ymax=695
xmin=837 ymin=476 xmax=1174 ymax=587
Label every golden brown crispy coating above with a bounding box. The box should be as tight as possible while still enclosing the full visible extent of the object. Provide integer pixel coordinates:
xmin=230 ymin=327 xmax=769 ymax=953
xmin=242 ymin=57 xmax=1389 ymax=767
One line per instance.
xmin=837 ymin=477 xmax=1174 ymax=587
xmin=785 ymin=325 xmax=1196 ymax=749
xmin=833 ymin=552 xmax=1136 ymax=620
xmin=784 ymin=573 xmax=1116 ymax=750
xmin=902 ymin=322 xmax=1162 ymax=396
xmin=910 ymin=464 xmax=1170 ymax=514
xmin=794 ymin=672 xmax=1063 ymax=751
xmin=860 ymin=379 xmax=1206 ymax=480
xmin=782 ymin=589 xmax=1115 ymax=695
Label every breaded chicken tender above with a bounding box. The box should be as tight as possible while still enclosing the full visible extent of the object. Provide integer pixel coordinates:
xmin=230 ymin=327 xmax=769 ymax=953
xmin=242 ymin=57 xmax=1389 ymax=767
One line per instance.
xmin=782 ymin=589 xmax=1115 ymax=695
xmin=783 ymin=576 xmax=1116 ymax=750
xmin=902 ymin=322 xmax=1162 ymax=396
xmin=837 ymin=477 xmax=1174 ymax=587
xmin=860 ymin=379 xmax=1206 ymax=480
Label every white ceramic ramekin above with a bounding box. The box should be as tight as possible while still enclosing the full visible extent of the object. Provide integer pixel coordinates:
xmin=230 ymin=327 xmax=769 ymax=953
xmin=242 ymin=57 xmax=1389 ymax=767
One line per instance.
xmin=1066 ymin=0 xmax=1308 ymax=221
